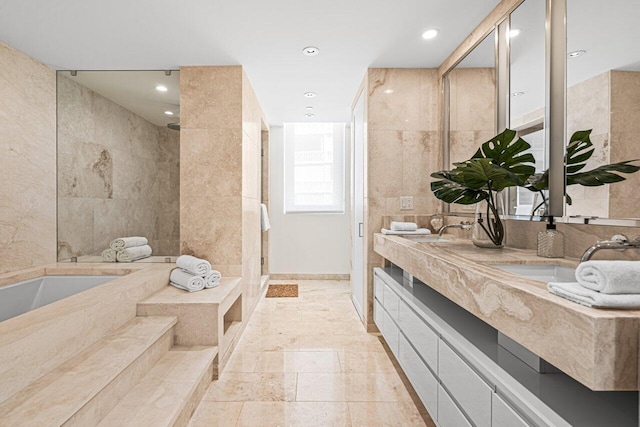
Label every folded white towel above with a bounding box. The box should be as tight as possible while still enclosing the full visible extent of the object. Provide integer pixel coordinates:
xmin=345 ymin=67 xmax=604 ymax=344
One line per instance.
xmin=204 ymin=270 xmax=222 ymax=288
xmin=116 ymin=245 xmax=152 ymax=262
xmin=170 ymin=269 xmax=205 ymax=292
xmin=261 ymin=203 xmax=271 ymax=232
xmin=576 ymin=261 xmax=640 ymax=294
xmin=110 ymin=236 xmax=148 ymax=251
xmin=176 ymin=255 xmax=211 ymax=276
xmin=548 ymin=282 xmax=640 ymax=309
xmin=381 ymin=228 xmax=432 ymax=235
xmin=101 ymin=248 xmax=117 ymax=263
xmin=390 ymin=221 xmax=418 ymax=231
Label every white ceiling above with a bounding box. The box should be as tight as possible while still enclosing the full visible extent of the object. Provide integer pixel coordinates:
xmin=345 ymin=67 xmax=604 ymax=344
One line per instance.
xmin=0 ymin=0 xmax=500 ymax=125
xmin=62 ymin=70 xmax=180 ymax=127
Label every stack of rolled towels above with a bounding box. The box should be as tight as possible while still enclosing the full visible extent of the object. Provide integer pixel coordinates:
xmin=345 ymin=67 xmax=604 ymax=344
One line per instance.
xmin=548 ymin=261 xmax=640 ymax=308
xmin=381 ymin=221 xmax=432 ymax=235
xmin=170 ymin=255 xmax=222 ymax=293
xmin=102 ymin=237 xmax=152 ymax=263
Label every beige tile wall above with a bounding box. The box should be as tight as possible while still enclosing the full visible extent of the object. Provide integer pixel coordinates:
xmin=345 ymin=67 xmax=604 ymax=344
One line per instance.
xmin=361 ymin=68 xmax=441 ymax=330
xmin=261 ymin=130 xmax=270 ymax=276
xmin=0 ymin=41 xmax=57 ymax=274
xmin=57 ymin=76 xmax=180 ymax=259
xmin=180 ymin=66 xmax=267 ymax=319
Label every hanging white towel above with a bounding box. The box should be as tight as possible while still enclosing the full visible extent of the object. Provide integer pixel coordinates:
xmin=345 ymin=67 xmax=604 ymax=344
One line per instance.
xmin=101 ymin=248 xmax=117 ymax=262
xmin=204 ymin=270 xmax=222 ymax=288
xmin=576 ymin=261 xmax=640 ymax=294
xmin=170 ymin=269 xmax=205 ymax=292
xmin=116 ymin=245 xmax=152 ymax=262
xmin=390 ymin=221 xmax=418 ymax=231
xmin=548 ymin=282 xmax=640 ymax=309
xmin=381 ymin=228 xmax=432 ymax=235
xmin=176 ymin=255 xmax=211 ymax=276
xmin=110 ymin=236 xmax=148 ymax=251
xmin=261 ymin=204 xmax=271 ymax=232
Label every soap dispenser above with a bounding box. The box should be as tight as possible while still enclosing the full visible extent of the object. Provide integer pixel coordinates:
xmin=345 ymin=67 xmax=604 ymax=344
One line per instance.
xmin=537 ymin=217 xmax=565 ymax=258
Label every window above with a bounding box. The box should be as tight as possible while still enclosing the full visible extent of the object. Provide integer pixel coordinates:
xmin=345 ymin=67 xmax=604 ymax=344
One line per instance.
xmin=284 ymin=122 xmax=345 ymax=213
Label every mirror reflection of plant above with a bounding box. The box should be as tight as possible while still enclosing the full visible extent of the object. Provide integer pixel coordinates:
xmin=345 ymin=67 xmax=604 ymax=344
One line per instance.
xmin=431 ymin=129 xmax=536 ymax=246
xmin=525 ymin=130 xmax=640 ymax=214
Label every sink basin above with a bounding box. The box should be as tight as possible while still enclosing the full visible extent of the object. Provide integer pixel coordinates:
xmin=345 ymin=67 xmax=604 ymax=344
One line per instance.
xmin=401 ymin=235 xmax=451 ymax=243
xmin=494 ymin=264 xmax=576 ymax=283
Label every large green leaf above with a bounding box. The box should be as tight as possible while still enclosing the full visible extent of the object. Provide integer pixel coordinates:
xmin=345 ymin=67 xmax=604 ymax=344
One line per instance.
xmin=568 ymin=160 xmax=640 ymax=186
xmin=566 ymin=130 xmax=595 ymax=174
xmin=430 ymin=179 xmax=489 ymax=205
xmin=472 ymin=128 xmax=536 ymax=183
xmin=455 ymin=158 xmax=520 ymax=191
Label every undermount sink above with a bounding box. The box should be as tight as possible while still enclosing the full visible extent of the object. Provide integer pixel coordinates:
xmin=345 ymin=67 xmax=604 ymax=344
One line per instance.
xmin=494 ymin=264 xmax=577 ymax=283
xmin=401 ymin=235 xmax=451 ymax=243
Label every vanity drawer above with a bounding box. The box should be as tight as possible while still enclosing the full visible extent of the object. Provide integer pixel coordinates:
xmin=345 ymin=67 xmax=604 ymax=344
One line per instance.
xmin=439 ymin=340 xmax=492 ymax=427
xmin=374 ymin=275 xmax=385 ymax=304
xmin=382 ymin=309 xmax=399 ymax=357
xmin=492 ymin=393 xmax=529 ymax=427
xmin=398 ymin=300 xmax=438 ymax=371
xmin=399 ymin=334 xmax=438 ymax=417
xmin=438 ymin=384 xmax=472 ymax=427
xmin=382 ymin=284 xmax=399 ymax=321
xmin=374 ymin=299 xmax=383 ymax=330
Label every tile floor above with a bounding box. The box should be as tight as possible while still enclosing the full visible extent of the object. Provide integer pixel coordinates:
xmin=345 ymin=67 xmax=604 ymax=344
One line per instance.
xmin=189 ymin=280 xmax=434 ymax=427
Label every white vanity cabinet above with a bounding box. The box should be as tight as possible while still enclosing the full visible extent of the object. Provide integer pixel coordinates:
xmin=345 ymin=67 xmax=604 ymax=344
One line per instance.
xmin=372 ymin=267 xmax=572 ymax=427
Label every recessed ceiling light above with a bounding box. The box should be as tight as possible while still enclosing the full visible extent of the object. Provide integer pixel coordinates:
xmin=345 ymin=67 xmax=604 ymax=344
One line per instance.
xmin=384 ymin=89 xmax=394 ymax=94
xmin=421 ymin=29 xmax=439 ymax=40
xmin=305 ymin=106 xmax=314 ymax=111
xmin=302 ymin=46 xmax=320 ymax=56
xmin=509 ymin=28 xmax=522 ymax=38
xmin=155 ymin=85 xmax=168 ymax=92
xmin=304 ymin=92 xmax=316 ymax=98
xmin=164 ymin=111 xmax=174 ymax=116
xmin=512 ymin=91 xmax=525 ymax=97
xmin=568 ymin=50 xmax=586 ymax=58
xmin=304 ymin=113 xmax=315 ymax=118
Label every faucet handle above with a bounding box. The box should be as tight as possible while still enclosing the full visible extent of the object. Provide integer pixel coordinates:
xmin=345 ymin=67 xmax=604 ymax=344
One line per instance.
xmin=611 ymin=234 xmax=629 ymax=243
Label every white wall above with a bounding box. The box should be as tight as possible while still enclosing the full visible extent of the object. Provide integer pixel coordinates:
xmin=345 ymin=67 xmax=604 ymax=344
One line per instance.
xmin=269 ymin=126 xmax=351 ymax=275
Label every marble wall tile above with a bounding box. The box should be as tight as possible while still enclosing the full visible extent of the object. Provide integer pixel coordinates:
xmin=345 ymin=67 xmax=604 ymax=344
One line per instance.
xmin=402 ymin=131 xmax=439 ymax=196
xmin=0 ymin=41 xmax=56 ymax=273
xmin=367 ymin=131 xmax=403 ymax=198
xmin=180 ymin=66 xmax=243 ymax=130
xmin=449 ymin=68 xmax=495 ymax=133
xmin=57 ymin=76 xmax=180 ymax=258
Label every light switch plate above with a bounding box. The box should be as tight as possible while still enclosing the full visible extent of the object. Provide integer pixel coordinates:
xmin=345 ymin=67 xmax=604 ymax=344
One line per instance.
xmin=400 ymin=196 xmax=414 ymax=211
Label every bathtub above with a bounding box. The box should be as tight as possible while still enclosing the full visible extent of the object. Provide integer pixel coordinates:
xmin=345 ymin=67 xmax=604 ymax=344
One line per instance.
xmin=0 ymin=275 xmax=120 ymax=322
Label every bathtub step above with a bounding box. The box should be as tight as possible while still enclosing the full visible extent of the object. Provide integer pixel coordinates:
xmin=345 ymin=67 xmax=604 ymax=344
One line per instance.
xmin=97 ymin=346 xmax=217 ymax=427
xmin=0 ymin=315 xmax=177 ymax=426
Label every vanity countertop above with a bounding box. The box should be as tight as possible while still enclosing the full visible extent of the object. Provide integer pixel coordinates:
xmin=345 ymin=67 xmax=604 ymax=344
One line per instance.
xmin=374 ymin=233 xmax=640 ymax=391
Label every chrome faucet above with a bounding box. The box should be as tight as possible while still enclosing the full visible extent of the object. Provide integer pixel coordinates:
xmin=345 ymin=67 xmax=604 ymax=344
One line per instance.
xmin=580 ymin=234 xmax=640 ymax=262
xmin=438 ymin=221 xmax=473 ymax=237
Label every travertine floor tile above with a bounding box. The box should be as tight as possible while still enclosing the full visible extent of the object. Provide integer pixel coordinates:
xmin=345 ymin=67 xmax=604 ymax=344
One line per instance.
xmin=338 ymin=351 xmax=397 ymax=373
xmin=237 ymin=402 xmax=350 ymax=427
xmin=296 ymin=373 xmax=408 ymax=402
xmin=201 ymin=373 xmax=297 ymax=402
xmin=188 ymin=401 xmax=243 ymax=427
xmin=254 ymin=351 xmax=341 ymax=373
xmin=348 ymin=401 xmax=433 ymax=427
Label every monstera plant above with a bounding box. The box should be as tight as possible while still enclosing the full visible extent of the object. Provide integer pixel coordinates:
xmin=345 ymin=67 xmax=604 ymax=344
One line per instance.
xmin=526 ymin=130 xmax=640 ymax=214
xmin=430 ymin=129 xmax=536 ymax=247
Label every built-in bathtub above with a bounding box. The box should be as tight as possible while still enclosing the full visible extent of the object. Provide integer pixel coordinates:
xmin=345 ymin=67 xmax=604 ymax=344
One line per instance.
xmin=0 ymin=275 xmax=119 ymax=322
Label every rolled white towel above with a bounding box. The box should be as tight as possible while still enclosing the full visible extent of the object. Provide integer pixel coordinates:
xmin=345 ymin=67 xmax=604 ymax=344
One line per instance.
xmin=381 ymin=228 xmax=432 ymax=235
xmin=176 ymin=255 xmax=211 ymax=276
xmin=390 ymin=221 xmax=418 ymax=232
xmin=548 ymin=282 xmax=640 ymax=309
xmin=576 ymin=261 xmax=640 ymax=294
xmin=110 ymin=236 xmax=148 ymax=251
xmin=204 ymin=270 xmax=222 ymax=288
xmin=170 ymin=269 xmax=205 ymax=292
xmin=101 ymin=248 xmax=117 ymax=262
xmin=116 ymin=245 xmax=152 ymax=262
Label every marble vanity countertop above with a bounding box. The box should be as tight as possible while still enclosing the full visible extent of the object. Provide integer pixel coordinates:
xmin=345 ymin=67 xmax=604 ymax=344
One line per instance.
xmin=374 ymin=233 xmax=640 ymax=391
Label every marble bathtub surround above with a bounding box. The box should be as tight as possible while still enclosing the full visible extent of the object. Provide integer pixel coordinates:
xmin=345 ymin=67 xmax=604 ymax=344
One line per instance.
xmin=374 ymin=233 xmax=640 ymax=391
xmin=57 ymin=75 xmax=180 ymax=260
xmin=0 ymin=41 xmax=57 ymax=274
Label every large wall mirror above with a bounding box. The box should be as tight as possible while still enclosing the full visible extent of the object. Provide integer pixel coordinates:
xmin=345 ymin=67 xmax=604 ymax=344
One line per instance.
xmin=565 ymin=0 xmax=640 ymax=221
xmin=507 ymin=0 xmax=546 ymax=217
xmin=446 ymin=28 xmax=496 ymax=214
xmin=57 ymin=70 xmax=180 ymax=262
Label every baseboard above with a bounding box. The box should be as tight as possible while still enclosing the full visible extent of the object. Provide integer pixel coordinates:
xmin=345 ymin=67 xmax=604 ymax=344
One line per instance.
xmin=269 ymin=273 xmax=351 ymax=281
